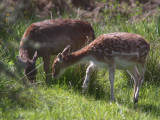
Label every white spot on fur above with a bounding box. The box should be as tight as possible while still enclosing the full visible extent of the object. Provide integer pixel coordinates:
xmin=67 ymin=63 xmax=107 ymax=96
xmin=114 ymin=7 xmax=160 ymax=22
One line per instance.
xmin=141 ymin=45 xmax=147 ymax=48
xmin=112 ymin=51 xmax=139 ymax=57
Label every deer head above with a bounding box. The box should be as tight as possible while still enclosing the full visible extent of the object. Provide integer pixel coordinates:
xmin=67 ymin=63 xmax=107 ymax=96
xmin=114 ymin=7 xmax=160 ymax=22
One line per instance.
xmin=52 ymin=45 xmax=71 ymax=78
xmin=17 ymin=51 xmax=38 ymax=82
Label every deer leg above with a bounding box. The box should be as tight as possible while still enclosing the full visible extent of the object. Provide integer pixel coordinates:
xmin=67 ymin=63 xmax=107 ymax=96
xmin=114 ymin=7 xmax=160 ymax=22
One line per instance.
xmin=136 ymin=63 xmax=146 ymax=86
xmin=108 ymin=62 xmax=115 ymax=101
xmin=127 ymin=66 xmax=141 ymax=103
xmin=43 ymin=55 xmax=51 ymax=84
xmin=82 ymin=61 xmax=96 ymax=93
xmin=134 ymin=63 xmax=146 ymax=103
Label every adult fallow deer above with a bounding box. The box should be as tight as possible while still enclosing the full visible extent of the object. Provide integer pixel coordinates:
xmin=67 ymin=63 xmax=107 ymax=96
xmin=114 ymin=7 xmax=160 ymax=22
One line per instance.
xmin=52 ymin=32 xmax=150 ymax=103
xmin=17 ymin=19 xmax=95 ymax=84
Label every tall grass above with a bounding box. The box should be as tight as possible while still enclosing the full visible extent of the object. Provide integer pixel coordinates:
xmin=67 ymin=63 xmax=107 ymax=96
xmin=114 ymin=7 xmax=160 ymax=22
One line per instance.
xmin=0 ymin=14 xmax=160 ymax=119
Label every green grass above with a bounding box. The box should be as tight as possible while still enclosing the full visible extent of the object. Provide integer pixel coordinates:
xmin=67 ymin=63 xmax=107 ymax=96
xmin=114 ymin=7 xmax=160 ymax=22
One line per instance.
xmin=1 ymin=85 xmax=160 ymax=120
xmin=0 ymin=14 xmax=160 ymax=119
xmin=1 ymin=84 xmax=160 ymax=120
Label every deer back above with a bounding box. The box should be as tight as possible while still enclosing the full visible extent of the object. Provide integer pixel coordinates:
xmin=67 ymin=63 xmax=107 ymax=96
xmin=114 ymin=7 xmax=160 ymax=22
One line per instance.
xmin=20 ymin=19 xmax=95 ymax=57
xmin=84 ymin=33 xmax=150 ymax=62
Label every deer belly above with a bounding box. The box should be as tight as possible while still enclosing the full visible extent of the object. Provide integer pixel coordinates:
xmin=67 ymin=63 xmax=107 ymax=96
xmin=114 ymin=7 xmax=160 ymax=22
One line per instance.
xmin=115 ymin=57 xmax=136 ymax=70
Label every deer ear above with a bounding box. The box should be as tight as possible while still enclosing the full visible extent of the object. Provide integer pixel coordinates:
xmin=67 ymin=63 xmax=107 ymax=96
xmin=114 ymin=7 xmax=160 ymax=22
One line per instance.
xmin=62 ymin=45 xmax=70 ymax=56
xmin=32 ymin=51 xmax=38 ymax=62
xmin=57 ymin=53 xmax=63 ymax=62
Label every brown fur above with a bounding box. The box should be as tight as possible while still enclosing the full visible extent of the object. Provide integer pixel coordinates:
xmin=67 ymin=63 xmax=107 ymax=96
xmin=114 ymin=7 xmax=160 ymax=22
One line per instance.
xmin=52 ymin=32 xmax=150 ymax=103
xmin=18 ymin=19 xmax=95 ymax=83
xmin=53 ymin=32 xmax=149 ymax=69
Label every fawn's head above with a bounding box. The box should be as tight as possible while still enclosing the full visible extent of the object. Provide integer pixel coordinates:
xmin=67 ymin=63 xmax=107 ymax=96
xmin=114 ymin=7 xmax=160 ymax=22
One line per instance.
xmin=52 ymin=45 xmax=71 ymax=79
xmin=17 ymin=51 xmax=38 ymax=82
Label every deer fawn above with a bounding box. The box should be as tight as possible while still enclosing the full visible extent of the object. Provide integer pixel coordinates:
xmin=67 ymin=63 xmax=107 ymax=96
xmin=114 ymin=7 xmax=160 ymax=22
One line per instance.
xmin=52 ymin=32 xmax=150 ymax=103
xmin=17 ymin=19 xmax=95 ymax=84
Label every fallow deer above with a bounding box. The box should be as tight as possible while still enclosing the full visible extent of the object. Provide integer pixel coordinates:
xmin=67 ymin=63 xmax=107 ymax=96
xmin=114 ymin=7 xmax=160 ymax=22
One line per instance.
xmin=52 ymin=32 xmax=150 ymax=103
xmin=17 ymin=19 xmax=95 ymax=84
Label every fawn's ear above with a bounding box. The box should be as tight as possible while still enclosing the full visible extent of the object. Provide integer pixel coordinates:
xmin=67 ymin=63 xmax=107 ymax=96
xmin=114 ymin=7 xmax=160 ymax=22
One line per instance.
xmin=62 ymin=45 xmax=71 ymax=56
xmin=32 ymin=51 xmax=38 ymax=62
xmin=57 ymin=53 xmax=63 ymax=62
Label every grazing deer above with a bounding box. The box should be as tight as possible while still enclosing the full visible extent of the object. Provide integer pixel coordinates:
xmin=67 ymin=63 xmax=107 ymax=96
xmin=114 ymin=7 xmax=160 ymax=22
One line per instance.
xmin=17 ymin=19 xmax=95 ymax=84
xmin=52 ymin=32 xmax=150 ymax=103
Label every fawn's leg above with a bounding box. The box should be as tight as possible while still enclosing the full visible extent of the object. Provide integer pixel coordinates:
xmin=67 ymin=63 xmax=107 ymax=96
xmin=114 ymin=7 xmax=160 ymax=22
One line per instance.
xmin=136 ymin=62 xmax=146 ymax=86
xmin=127 ymin=66 xmax=141 ymax=103
xmin=82 ymin=62 xmax=96 ymax=93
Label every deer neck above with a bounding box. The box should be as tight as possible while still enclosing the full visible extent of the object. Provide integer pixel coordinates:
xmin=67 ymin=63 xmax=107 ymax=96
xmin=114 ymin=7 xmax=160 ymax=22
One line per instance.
xmin=63 ymin=48 xmax=92 ymax=68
